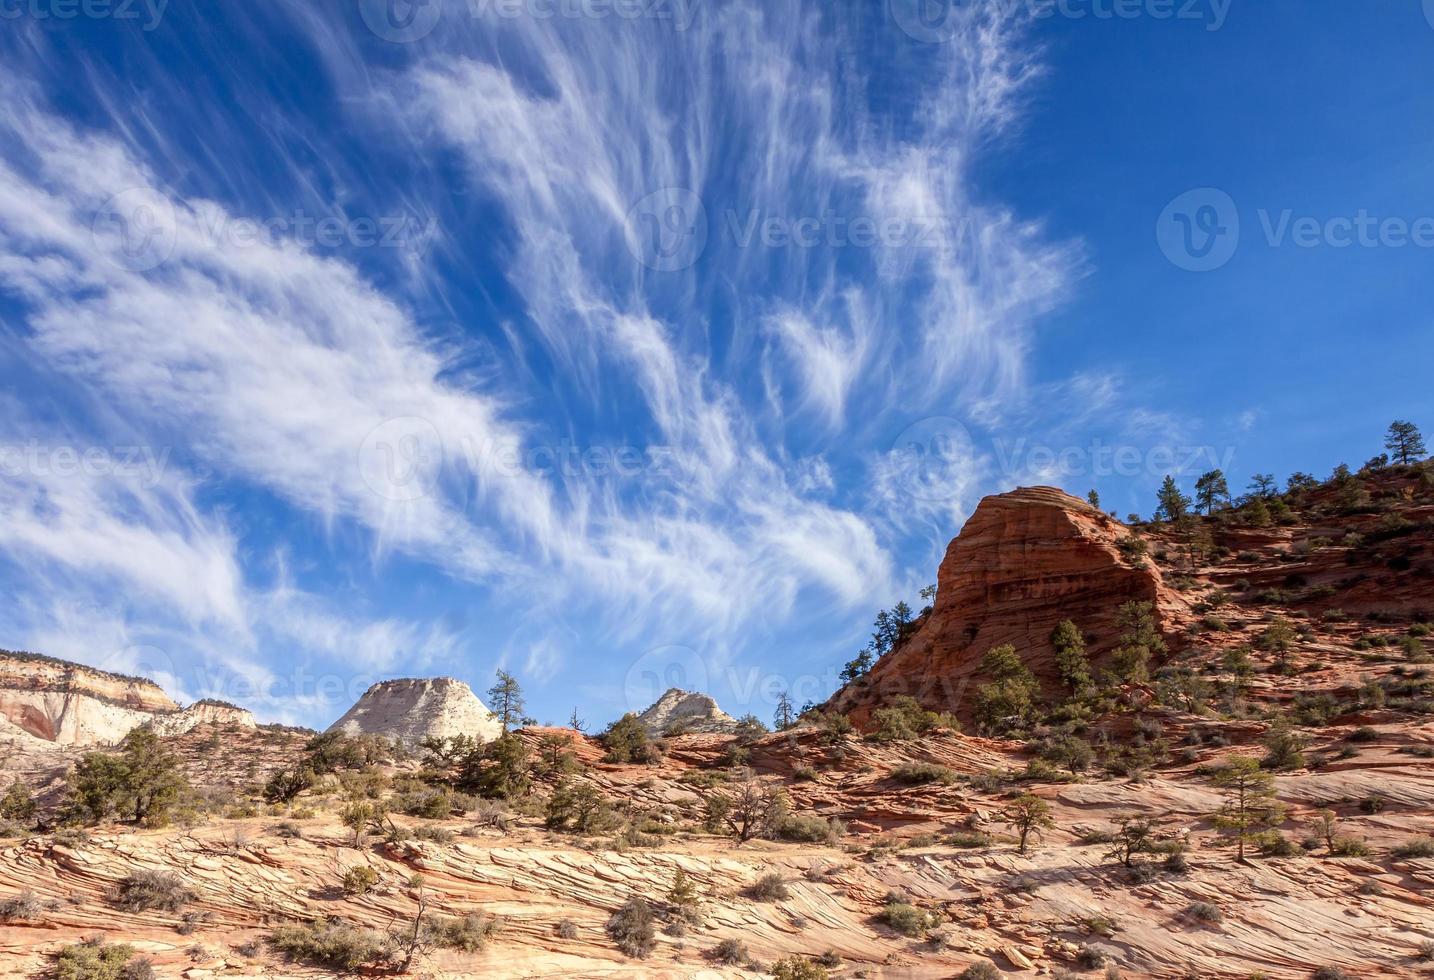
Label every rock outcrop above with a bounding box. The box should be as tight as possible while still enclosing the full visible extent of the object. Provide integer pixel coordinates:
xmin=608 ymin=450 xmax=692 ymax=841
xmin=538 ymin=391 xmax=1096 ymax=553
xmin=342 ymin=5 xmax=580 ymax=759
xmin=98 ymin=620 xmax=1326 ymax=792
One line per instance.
xmin=832 ymin=486 xmax=1188 ymax=724
xmin=327 ymin=677 xmax=503 ymax=745
xmin=0 ymin=651 xmax=255 ymax=745
xmin=636 ymin=688 xmax=738 ymax=736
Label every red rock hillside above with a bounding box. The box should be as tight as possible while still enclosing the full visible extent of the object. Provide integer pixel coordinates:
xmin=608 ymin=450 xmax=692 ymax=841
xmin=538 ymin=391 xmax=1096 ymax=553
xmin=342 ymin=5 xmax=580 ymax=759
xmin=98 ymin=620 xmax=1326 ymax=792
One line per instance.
xmin=832 ymin=486 xmax=1190 ymax=724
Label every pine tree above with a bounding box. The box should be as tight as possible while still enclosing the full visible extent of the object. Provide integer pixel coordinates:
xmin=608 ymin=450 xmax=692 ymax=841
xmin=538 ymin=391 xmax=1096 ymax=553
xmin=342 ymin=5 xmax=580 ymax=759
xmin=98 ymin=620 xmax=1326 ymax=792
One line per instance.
xmin=1385 ymin=420 xmax=1427 ymax=465
xmin=487 ymin=670 xmax=526 ymax=733
xmin=1155 ymin=475 xmax=1191 ymax=523
xmin=1087 ymin=489 xmax=1101 ymax=509
xmin=773 ymin=691 xmax=796 ymax=731
xmin=1111 ymin=600 xmax=1167 ymax=684
xmin=1193 ymin=469 xmax=1230 ymax=514
xmin=1050 ymin=620 xmax=1092 ymax=693
xmin=1208 ymin=756 xmax=1284 ymax=861
xmin=1247 ymin=473 xmax=1277 ymax=498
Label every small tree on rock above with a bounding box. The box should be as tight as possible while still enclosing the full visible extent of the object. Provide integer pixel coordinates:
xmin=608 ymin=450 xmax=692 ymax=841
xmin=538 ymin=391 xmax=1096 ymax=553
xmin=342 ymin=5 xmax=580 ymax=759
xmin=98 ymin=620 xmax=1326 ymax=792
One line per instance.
xmin=486 ymin=670 xmax=526 ymax=733
xmin=1208 ymin=755 xmax=1284 ymax=861
xmin=1385 ymin=420 xmax=1427 ymax=465
xmin=1000 ymin=793 xmax=1053 ymax=855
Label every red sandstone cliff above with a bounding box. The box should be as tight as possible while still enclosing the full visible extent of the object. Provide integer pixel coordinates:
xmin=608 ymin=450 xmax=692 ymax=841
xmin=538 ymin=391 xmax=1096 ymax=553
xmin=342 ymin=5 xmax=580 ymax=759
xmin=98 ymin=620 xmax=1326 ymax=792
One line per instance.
xmin=832 ymin=486 xmax=1189 ymax=724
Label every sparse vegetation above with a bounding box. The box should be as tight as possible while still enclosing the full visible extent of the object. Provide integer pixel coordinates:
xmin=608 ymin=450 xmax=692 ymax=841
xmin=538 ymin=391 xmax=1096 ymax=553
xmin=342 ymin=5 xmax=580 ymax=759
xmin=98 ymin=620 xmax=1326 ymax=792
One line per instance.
xmin=606 ymin=896 xmax=656 ymax=958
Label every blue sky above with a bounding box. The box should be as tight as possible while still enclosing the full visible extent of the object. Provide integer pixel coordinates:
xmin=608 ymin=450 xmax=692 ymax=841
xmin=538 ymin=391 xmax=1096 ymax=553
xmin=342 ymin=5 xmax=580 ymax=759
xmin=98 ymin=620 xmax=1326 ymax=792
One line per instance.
xmin=0 ymin=0 xmax=1430 ymax=730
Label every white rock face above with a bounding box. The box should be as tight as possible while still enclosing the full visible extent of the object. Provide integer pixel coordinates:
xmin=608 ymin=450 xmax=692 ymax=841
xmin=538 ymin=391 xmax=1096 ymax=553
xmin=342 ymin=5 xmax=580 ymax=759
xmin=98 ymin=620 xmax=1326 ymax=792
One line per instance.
xmin=0 ymin=651 xmax=256 ymax=746
xmin=636 ymin=688 xmax=737 ymax=736
xmin=327 ymin=678 xmax=503 ymax=745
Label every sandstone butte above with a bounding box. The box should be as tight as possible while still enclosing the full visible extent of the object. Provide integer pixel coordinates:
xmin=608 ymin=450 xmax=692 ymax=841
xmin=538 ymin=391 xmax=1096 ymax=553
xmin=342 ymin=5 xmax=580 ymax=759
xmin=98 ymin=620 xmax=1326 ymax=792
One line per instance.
xmin=832 ymin=486 xmax=1192 ymax=726
xmin=0 ymin=465 xmax=1431 ymax=979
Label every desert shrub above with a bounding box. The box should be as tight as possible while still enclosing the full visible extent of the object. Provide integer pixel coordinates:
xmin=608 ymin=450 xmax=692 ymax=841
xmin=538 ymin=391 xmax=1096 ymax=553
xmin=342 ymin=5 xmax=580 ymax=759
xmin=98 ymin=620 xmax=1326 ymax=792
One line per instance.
xmin=1311 ymin=969 xmax=1352 ymax=980
xmin=268 ymin=919 xmax=392 ymax=971
xmin=53 ymin=938 xmax=150 ymax=980
xmin=774 ymin=812 xmax=845 ymax=844
xmin=606 ymin=896 xmax=656 ymax=958
xmin=747 ymin=872 xmax=790 ymax=902
xmin=395 ymin=787 xmax=454 ymax=819
xmin=1186 ymin=901 xmax=1223 ymax=924
xmin=1391 ymin=836 xmax=1434 ymax=859
xmin=771 ymin=957 xmax=829 ymax=980
xmin=0 ymin=780 xmax=37 ymax=821
xmin=271 ymin=820 xmax=303 ymax=838
xmin=110 ymin=871 xmax=195 ymax=913
xmin=469 ymin=799 xmax=511 ymax=831
xmin=426 ymin=913 xmax=498 ymax=952
xmin=891 ymin=762 xmax=957 ymax=785
xmin=1415 ymin=939 xmax=1434 ymax=961
xmin=411 ymin=825 xmax=453 ymax=844
xmin=1329 ymin=836 xmax=1370 ymax=857
xmin=0 ymin=889 xmax=41 ymax=922
xmin=711 ymin=938 xmax=748 ymax=965
xmin=792 ymin=765 xmax=818 ymax=782
xmin=1347 ymin=726 xmax=1379 ymax=742
xmin=555 ymin=919 xmax=578 ymax=939
xmin=341 ymin=865 xmax=380 ymax=896
xmin=544 ymin=780 xmax=621 ymax=835
xmin=958 ymin=963 xmax=1001 ymax=980
xmin=871 ymin=696 xmax=958 ymax=742
xmin=1261 ymin=722 xmax=1309 ymax=771
xmin=947 ymin=831 xmax=992 ymax=848
xmin=878 ymin=901 xmax=930 ymax=937
xmin=815 ymin=949 xmax=844 ymax=968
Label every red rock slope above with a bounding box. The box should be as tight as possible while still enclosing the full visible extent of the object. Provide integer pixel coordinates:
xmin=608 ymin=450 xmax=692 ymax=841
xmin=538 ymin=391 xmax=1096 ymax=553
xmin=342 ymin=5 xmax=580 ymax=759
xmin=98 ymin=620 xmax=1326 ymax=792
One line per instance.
xmin=833 ymin=486 xmax=1189 ymax=724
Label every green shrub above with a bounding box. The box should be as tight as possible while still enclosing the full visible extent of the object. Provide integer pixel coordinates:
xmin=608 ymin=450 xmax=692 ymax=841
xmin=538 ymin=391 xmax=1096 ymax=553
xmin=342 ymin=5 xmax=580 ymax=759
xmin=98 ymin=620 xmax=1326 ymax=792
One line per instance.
xmin=878 ymin=901 xmax=930 ymax=937
xmin=958 ymin=963 xmax=1001 ymax=980
xmin=341 ymin=866 xmax=379 ymax=896
xmin=871 ymin=696 xmax=958 ymax=742
xmin=426 ymin=913 xmax=499 ymax=952
xmin=1391 ymin=836 xmax=1434 ymax=859
xmin=774 ymin=812 xmax=845 ymax=844
xmin=1329 ymin=836 xmax=1370 ymax=857
xmin=891 ymin=762 xmax=957 ymax=786
xmin=601 ymin=714 xmax=656 ymax=764
xmin=54 ymin=938 xmax=152 ymax=980
xmin=110 ymin=871 xmax=195 ymax=913
xmin=771 ymin=957 xmax=829 ymax=980
xmin=268 ymin=919 xmax=392 ymax=971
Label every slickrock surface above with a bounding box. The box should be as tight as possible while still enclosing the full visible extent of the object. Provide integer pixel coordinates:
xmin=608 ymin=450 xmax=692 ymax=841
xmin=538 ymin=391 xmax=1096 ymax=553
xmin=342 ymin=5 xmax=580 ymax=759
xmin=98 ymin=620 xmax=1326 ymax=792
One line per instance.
xmin=833 ymin=487 xmax=1189 ymax=724
xmin=636 ymin=687 xmax=739 ymax=735
xmin=327 ymin=677 xmax=503 ymax=745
